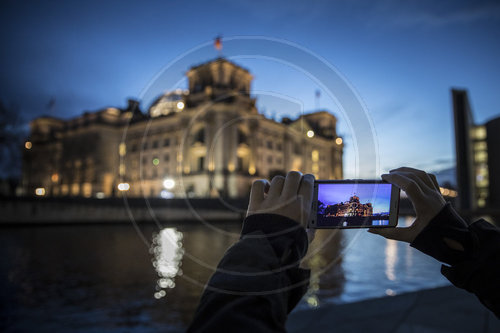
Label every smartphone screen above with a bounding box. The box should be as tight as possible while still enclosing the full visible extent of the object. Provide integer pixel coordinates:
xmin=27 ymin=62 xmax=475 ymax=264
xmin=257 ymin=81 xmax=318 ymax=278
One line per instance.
xmin=310 ymin=180 xmax=400 ymax=229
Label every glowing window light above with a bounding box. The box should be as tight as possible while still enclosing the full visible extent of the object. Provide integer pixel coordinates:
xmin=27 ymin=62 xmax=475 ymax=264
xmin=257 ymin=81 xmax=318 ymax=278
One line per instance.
xmin=472 ymin=126 xmax=486 ymax=140
xmin=312 ymin=150 xmax=319 ymax=162
xmin=35 ymin=188 xmax=46 ymax=196
xmin=163 ymin=178 xmax=175 ymax=190
xmin=51 ymin=173 xmax=59 ymax=182
xmin=306 ymin=130 xmax=314 ymax=138
xmin=25 ymin=141 xmax=32 ymax=149
xmin=119 ymin=143 xmax=126 ymax=156
xmin=335 ymin=137 xmax=343 ymax=145
xmin=117 ymin=183 xmax=130 ymax=191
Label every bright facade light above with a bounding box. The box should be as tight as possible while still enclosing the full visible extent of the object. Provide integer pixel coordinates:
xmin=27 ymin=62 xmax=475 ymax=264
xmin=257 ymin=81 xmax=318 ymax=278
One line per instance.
xmin=163 ymin=178 xmax=175 ymax=190
xmin=51 ymin=173 xmax=59 ymax=182
xmin=35 ymin=187 xmax=45 ymax=196
xmin=335 ymin=137 xmax=343 ymax=145
xmin=177 ymin=101 xmax=185 ymax=110
xmin=306 ymin=130 xmax=314 ymax=138
xmin=117 ymin=183 xmax=130 ymax=191
xmin=96 ymin=192 xmax=105 ymax=199
xmin=25 ymin=141 xmax=32 ymax=149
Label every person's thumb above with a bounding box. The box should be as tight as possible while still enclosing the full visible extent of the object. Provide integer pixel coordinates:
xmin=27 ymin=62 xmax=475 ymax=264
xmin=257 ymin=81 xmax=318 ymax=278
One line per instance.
xmin=368 ymin=227 xmax=414 ymax=243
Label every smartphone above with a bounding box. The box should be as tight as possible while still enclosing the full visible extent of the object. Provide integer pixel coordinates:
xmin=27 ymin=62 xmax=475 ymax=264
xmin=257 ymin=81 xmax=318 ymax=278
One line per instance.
xmin=309 ymin=180 xmax=400 ymax=229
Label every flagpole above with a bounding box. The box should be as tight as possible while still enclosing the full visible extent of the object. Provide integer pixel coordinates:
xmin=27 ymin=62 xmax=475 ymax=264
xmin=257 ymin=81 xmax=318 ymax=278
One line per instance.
xmin=315 ymin=90 xmax=320 ymax=110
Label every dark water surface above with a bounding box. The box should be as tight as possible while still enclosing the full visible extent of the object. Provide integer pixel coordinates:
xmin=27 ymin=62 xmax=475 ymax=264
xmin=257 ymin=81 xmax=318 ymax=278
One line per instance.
xmin=0 ymin=217 xmax=448 ymax=332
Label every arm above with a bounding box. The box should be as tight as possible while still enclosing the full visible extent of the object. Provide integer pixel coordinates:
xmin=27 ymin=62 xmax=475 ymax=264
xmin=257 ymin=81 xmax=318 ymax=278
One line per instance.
xmin=187 ymin=172 xmax=315 ymax=332
xmin=410 ymin=204 xmax=500 ymax=318
xmin=369 ymin=167 xmax=500 ymax=318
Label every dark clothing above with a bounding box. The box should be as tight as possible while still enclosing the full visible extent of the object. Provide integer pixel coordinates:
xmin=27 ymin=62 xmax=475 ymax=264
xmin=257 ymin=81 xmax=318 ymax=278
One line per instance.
xmin=411 ymin=203 xmax=500 ymax=318
xmin=188 ymin=205 xmax=500 ymax=332
xmin=187 ymin=214 xmax=310 ymax=332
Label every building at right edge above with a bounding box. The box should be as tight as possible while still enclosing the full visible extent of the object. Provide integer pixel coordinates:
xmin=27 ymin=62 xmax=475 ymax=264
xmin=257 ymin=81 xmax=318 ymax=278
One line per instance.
xmin=452 ymin=89 xmax=500 ymax=213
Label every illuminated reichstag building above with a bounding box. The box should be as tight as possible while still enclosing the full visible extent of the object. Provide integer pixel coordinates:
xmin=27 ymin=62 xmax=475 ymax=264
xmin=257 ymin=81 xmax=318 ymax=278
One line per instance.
xmin=22 ymin=58 xmax=343 ymax=198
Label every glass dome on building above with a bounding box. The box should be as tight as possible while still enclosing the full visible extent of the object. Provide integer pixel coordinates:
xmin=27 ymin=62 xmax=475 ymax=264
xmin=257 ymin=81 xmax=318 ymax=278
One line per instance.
xmin=149 ymin=89 xmax=188 ymax=117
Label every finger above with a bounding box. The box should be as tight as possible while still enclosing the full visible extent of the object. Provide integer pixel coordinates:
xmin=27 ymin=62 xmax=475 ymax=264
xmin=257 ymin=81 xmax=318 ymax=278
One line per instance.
xmin=389 ymin=166 xmax=426 ymax=174
xmin=396 ymin=168 xmax=435 ymax=193
xmin=249 ymin=179 xmax=270 ymax=205
xmin=368 ymin=227 xmax=414 ymax=243
xmin=428 ymin=173 xmax=440 ymax=192
xmin=382 ymin=173 xmax=425 ymax=203
xmin=268 ymin=175 xmax=285 ymax=198
xmin=298 ymin=174 xmax=315 ymax=206
xmin=281 ymin=171 xmax=303 ymax=198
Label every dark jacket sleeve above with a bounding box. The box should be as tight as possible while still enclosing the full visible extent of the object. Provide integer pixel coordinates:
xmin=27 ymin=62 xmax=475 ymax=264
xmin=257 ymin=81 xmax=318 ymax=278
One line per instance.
xmin=187 ymin=214 xmax=310 ymax=332
xmin=410 ymin=203 xmax=500 ymax=318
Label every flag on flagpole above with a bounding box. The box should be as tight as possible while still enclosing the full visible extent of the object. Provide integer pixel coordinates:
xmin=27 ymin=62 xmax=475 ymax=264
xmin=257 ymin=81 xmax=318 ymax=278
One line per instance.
xmin=214 ymin=36 xmax=222 ymax=51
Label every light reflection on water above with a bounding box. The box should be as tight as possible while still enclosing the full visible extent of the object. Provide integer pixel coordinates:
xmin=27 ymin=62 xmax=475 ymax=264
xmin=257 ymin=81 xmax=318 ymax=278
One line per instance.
xmin=1 ymin=217 xmax=448 ymax=331
xmin=151 ymin=228 xmax=184 ymax=299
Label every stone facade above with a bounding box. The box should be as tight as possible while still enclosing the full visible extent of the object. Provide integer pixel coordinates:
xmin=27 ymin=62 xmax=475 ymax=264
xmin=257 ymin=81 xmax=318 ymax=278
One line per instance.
xmin=22 ymin=58 xmax=343 ymax=198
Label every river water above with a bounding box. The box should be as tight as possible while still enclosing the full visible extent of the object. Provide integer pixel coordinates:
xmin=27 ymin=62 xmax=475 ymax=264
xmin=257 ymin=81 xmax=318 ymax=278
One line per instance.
xmin=0 ymin=217 xmax=448 ymax=332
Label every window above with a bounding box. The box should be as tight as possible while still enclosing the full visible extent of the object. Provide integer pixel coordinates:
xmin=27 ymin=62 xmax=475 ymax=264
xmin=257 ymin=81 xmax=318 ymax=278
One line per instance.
xmin=237 ymin=157 xmax=243 ymax=171
xmin=131 ymin=144 xmax=138 ymax=152
xmin=277 ymin=143 xmax=282 ymax=151
xmin=164 ymin=153 xmax=170 ymax=162
xmin=163 ymin=138 xmax=170 ymax=147
xmin=142 ymin=142 xmax=148 ymax=150
xmin=267 ymin=156 xmax=273 ymax=164
xmin=294 ymin=143 xmax=302 ymax=155
xmin=276 ymin=157 xmax=282 ymax=165
xmin=238 ymin=130 xmax=248 ymax=145
xmin=195 ymin=128 xmax=205 ymax=144
xmin=267 ymin=141 xmax=273 ymax=149
xmin=153 ymin=140 xmax=159 ymax=149
xmin=312 ymin=150 xmax=319 ymax=162
xmin=198 ymin=156 xmax=205 ymax=171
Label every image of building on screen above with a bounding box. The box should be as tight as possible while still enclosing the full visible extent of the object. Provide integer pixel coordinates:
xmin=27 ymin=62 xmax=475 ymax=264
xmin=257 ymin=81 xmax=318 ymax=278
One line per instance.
xmin=323 ymin=195 xmax=374 ymax=217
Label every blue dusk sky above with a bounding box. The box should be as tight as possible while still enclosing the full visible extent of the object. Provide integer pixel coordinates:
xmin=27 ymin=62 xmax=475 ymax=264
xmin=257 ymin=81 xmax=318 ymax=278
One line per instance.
xmin=317 ymin=183 xmax=392 ymax=214
xmin=1 ymin=0 xmax=500 ymax=178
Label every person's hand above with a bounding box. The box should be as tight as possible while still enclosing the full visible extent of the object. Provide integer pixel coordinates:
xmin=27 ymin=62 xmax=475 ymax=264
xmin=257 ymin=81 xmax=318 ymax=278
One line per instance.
xmin=368 ymin=167 xmax=446 ymax=243
xmin=247 ymin=171 xmax=315 ymax=229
